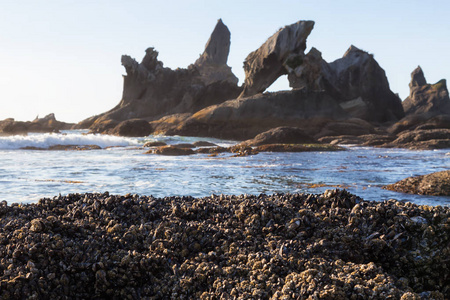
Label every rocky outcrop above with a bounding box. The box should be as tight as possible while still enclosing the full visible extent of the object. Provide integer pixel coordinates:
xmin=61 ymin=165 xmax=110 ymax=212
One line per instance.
xmin=385 ymin=128 xmax=450 ymax=150
xmin=288 ymin=46 xmax=405 ymax=123
xmin=80 ymin=19 xmax=241 ymax=134
xmin=402 ymin=66 xmax=450 ymax=116
xmin=194 ymin=19 xmax=238 ymax=86
xmin=239 ymin=127 xmax=316 ymax=146
xmin=106 ymin=119 xmax=153 ymax=137
xmin=163 ymin=89 xmax=348 ymax=140
xmin=384 ymin=170 xmax=450 ymax=196
xmin=79 ymin=19 xmax=409 ymax=140
xmin=239 ymin=20 xmax=315 ymax=98
xmin=0 ymin=114 xmax=73 ymax=135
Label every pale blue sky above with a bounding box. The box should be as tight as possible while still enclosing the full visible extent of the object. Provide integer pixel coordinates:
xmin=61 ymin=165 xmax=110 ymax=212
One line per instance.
xmin=0 ymin=0 xmax=449 ymax=123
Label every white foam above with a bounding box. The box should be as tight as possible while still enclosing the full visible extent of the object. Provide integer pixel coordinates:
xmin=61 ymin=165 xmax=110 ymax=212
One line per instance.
xmin=0 ymin=132 xmax=139 ymax=150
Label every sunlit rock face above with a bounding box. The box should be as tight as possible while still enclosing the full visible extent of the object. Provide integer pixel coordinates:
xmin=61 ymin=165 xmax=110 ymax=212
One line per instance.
xmin=402 ymin=66 xmax=450 ymax=116
xmin=239 ymin=20 xmax=315 ymax=98
xmin=79 ymin=19 xmax=241 ymax=134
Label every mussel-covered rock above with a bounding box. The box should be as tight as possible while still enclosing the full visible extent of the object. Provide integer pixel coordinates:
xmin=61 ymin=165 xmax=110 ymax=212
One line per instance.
xmin=0 ymin=190 xmax=448 ymax=298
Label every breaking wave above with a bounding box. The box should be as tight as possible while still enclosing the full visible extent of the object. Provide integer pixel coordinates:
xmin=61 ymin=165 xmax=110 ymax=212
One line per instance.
xmin=0 ymin=132 xmax=139 ymax=150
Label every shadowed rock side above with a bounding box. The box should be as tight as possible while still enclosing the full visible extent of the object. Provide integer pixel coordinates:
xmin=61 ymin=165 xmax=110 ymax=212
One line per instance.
xmin=239 ymin=20 xmax=315 ymax=98
xmin=158 ymin=89 xmax=349 ymax=140
xmin=77 ymin=19 xmax=241 ymax=135
xmin=0 ymin=191 xmax=448 ymax=298
xmin=288 ymin=46 xmax=405 ymax=123
xmin=384 ymin=170 xmax=450 ymax=196
xmin=402 ymin=66 xmax=450 ymax=116
xmin=0 ymin=114 xmax=73 ymax=135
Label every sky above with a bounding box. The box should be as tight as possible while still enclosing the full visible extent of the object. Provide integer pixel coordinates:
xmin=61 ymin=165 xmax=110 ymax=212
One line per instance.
xmin=0 ymin=0 xmax=449 ymax=123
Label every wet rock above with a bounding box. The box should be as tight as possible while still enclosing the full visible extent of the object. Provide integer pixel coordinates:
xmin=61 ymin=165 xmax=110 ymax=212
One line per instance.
xmin=384 ymin=170 xmax=450 ymax=196
xmin=255 ymin=143 xmax=343 ymax=152
xmin=192 ymin=141 xmax=218 ymax=147
xmin=239 ymin=127 xmax=316 ymax=146
xmin=0 ymin=190 xmax=450 ymax=299
xmin=0 ymin=191 xmax=448 ymax=298
xmin=147 ymin=145 xmax=195 ymax=156
xmin=143 ymin=141 xmax=167 ymax=147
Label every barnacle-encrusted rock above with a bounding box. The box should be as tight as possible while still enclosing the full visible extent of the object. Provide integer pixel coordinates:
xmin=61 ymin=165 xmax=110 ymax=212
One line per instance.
xmin=0 ymin=190 xmax=448 ymax=298
xmin=384 ymin=170 xmax=450 ymax=196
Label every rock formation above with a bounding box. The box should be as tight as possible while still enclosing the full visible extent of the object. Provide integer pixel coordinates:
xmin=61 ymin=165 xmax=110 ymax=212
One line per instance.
xmin=288 ymin=46 xmax=405 ymax=122
xmin=194 ymin=19 xmax=238 ymax=86
xmin=78 ymin=19 xmax=410 ymax=141
xmin=402 ymin=66 xmax=450 ymax=116
xmin=78 ymin=19 xmax=241 ymax=135
xmin=157 ymin=89 xmax=349 ymax=140
xmin=239 ymin=20 xmax=315 ymax=98
xmin=0 ymin=114 xmax=73 ymax=135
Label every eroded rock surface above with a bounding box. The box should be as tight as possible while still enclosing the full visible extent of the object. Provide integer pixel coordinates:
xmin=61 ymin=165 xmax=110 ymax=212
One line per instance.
xmin=239 ymin=20 xmax=315 ymax=98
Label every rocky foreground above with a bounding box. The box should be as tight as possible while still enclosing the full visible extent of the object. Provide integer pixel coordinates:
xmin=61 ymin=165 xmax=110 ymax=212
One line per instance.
xmin=1 ymin=190 xmax=449 ymax=299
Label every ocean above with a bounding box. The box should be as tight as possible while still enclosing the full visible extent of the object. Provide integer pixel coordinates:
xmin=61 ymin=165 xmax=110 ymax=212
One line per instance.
xmin=0 ymin=130 xmax=449 ymax=206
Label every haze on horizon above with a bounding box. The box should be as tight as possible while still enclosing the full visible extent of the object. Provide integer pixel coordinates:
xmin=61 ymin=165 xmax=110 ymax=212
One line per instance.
xmin=0 ymin=0 xmax=449 ymax=124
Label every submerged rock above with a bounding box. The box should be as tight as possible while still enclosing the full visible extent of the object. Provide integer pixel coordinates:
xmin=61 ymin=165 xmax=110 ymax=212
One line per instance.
xmin=384 ymin=170 xmax=450 ymax=196
xmin=0 ymin=191 xmax=448 ymax=298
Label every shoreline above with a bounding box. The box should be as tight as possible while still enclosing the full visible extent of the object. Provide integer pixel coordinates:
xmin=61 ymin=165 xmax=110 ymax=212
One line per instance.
xmin=1 ymin=190 xmax=448 ymax=298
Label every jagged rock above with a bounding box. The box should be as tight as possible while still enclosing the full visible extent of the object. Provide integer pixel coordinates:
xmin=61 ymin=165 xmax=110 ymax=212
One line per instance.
xmin=0 ymin=114 xmax=73 ymax=135
xmin=289 ymin=46 xmax=405 ymax=123
xmin=107 ymin=119 xmax=152 ymax=137
xmin=79 ymin=20 xmax=241 ymax=135
xmin=239 ymin=20 xmax=315 ymax=98
xmin=402 ymin=66 xmax=450 ymax=116
xmin=239 ymin=127 xmax=317 ymax=146
xmin=384 ymin=170 xmax=450 ymax=196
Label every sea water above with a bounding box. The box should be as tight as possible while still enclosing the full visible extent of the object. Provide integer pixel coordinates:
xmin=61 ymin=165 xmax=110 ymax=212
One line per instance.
xmin=0 ymin=130 xmax=449 ymax=206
